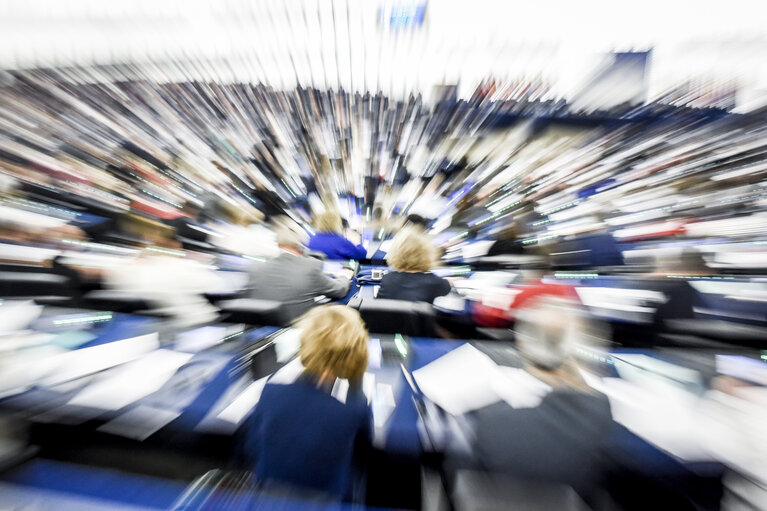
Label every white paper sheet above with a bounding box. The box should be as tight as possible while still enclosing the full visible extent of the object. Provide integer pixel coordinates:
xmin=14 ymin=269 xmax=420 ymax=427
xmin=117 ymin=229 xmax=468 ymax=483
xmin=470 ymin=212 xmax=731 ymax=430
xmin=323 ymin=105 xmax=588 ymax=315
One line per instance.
xmin=216 ymin=376 xmax=270 ymax=425
xmin=331 ymin=378 xmax=349 ymax=404
xmin=268 ymin=358 xmax=304 ymax=385
xmin=367 ymin=338 xmax=382 ymax=369
xmin=412 ymin=343 xmax=504 ymax=415
xmin=362 ymin=372 xmax=376 ymax=403
xmin=175 ymin=326 xmax=226 ymax=353
xmin=597 ymin=377 xmax=712 ymax=461
xmin=491 ymin=367 xmax=552 ymax=409
xmin=40 ymin=332 xmax=160 ymax=387
xmin=98 ymin=405 xmax=181 ymax=441
xmin=273 ymin=328 xmax=302 ymax=363
xmin=0 ymin=301 xmax=43 ymax=335
xmin=67 ymin=349 xmax=193 ymax=410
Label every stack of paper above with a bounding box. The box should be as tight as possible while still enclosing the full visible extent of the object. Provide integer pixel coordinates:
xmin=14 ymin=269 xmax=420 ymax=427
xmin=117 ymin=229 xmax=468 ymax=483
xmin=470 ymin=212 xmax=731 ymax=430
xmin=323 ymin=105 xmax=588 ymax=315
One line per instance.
xmin=413 ymin=344 xmax=551 ymax=415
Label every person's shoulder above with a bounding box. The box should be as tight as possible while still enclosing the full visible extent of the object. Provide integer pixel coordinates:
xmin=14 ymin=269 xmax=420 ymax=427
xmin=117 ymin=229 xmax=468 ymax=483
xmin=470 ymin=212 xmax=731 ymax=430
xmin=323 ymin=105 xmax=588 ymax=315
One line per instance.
xmin=304 ymin=255 xmax=324 ymax=270
xmin=425 ymin=272 xmax=450 ymax=287
xmin=380 ymin=270 xmax=403 ymax=282
xmin=543 ymin=389 xmax=612 ymax=416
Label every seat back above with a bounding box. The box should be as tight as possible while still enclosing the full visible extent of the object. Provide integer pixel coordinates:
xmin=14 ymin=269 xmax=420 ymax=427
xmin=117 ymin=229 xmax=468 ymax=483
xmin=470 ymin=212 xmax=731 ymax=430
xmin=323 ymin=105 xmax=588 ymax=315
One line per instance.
xmin=0 ymin=272 xmax=72 ymax=298
xmin=451 ymin=470 xmax=592 ymax=511
xmin=218 ymin=298 xmax=291 ymax=327
xmin=357 ymin=298 xmax=436 ymax=337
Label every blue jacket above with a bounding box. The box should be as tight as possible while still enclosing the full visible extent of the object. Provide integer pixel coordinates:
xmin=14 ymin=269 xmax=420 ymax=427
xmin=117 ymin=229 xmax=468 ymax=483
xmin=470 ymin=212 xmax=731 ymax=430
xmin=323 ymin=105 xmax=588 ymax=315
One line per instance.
xmin=245 ymin=376 xmax=372 ymax=499
xmin=308 ymin=233 xmax=367 ymax=260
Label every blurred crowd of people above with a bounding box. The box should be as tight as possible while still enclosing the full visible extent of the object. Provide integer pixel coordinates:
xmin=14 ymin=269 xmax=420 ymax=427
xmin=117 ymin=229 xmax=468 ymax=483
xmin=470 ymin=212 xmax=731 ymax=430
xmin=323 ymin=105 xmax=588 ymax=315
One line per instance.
xmin=0 ymin=61 xmax=766 ymax=511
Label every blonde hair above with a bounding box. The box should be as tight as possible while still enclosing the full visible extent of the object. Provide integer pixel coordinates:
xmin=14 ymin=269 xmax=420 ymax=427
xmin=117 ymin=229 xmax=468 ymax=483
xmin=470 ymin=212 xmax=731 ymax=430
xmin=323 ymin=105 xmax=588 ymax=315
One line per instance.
xmin=313 ymin=210 xmax=343 ymax=234
xmin=386 ymin=227 xmax=439 ymax=272
xmin=119 ymin=213 xmax=175 ymax=245
xmin=296 ymin=305 xmax=369 ymax=382
xmin=223 ymin=202 xmax=264 ymax=226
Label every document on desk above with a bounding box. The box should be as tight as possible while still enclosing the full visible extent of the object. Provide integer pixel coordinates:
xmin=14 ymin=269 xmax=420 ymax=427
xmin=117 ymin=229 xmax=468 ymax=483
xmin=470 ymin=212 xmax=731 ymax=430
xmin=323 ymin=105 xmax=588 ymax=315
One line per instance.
xmin=612 ymin=353 xmax=702 ymax=389
xmin=597 ymin=376 xmax=712 ymax=461
xmin=273 ymin=328 xmax=302 ymax=363
xmin=0 ymin=301 xmax=43 ymax=335
xmin=98 ymin=405 xmax=181 ymax=441
xmin=372 ymin=382 xmax=396 ymax=429
xmin=491 ymin=367 xmax=551 ymax=409
xmin=67 ymin=349 xmax=193 ymax=411
xmin=175 ymin=326 xmax=226 ymax=353
xmin=0 ymin=331 xmax=56 ymax=352
xmin=413 ymin=344 xmax=504 ymax=416
xmin=41 ymin=332 xmax=160 ymax=387
xmin=216 ymin=376 xmax=270 ymax=426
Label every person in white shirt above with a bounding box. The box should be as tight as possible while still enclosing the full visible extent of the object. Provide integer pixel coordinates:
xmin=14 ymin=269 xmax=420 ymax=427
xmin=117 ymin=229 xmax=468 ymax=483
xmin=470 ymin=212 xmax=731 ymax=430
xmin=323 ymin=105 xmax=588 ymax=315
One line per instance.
xmin=210 ymin=206 xmax=279 ymax=259
xmin=105 ymin=215 xmax=226 ymax=328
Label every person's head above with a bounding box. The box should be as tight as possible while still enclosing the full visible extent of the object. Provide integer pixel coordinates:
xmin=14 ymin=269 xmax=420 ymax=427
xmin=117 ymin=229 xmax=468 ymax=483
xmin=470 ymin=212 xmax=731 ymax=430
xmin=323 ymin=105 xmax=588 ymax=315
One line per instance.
xmin=225 ymin=202 xmax=265 ymax=227
xmin=296 ymin=305 xmax=369 ymax=383
xmin=274 ymin=223 xmax=309 ymax=254
xmin=497 ymin=222 xmax=519 ymax=241
xmin=313 ymin=210 xmax=344 ymax=234
xmin=654 ymin=247 xmax=709 ymax=275
xmin=404 ymin=213 xmax=429 ymax=231
xmin=181 ymin=201 xmax=202 ymax=220
xmin=386 ymin=227 xmax=439 ymax=273
xmin=120 ymin=214 xmax=180 ymax=250
xmin=514 ymin=297 xmax=586 ymax=371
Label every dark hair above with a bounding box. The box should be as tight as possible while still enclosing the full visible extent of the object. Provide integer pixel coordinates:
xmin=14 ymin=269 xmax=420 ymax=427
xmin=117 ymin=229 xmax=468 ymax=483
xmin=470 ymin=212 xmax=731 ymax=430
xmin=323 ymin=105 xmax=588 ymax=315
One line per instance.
xmin=405 ymin=214 xmax=429 ymax=229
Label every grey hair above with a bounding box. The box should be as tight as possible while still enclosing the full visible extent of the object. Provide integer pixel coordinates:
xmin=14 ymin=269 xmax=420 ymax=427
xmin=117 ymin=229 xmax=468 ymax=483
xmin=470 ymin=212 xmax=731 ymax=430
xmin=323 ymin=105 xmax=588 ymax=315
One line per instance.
xmin=514 ymin=297 xmax=592 ymax=370
xmin=273 ymin=219 xmax=309 ymax=248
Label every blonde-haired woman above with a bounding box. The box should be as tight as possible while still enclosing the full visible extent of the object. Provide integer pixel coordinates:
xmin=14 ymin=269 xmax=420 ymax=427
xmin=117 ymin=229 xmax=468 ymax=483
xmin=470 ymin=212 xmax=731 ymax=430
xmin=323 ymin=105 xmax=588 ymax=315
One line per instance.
xmin=377 ymin=227 xmax=451 ymax=303
xmin=246 ymin=305 xmax=371 ymax=500
xmin=307 ymin=210 xmax=367 ymax=260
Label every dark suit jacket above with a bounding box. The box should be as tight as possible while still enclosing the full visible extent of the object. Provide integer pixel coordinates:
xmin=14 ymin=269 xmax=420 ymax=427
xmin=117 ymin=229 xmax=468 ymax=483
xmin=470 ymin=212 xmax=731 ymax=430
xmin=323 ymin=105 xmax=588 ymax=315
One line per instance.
xmin=466 ymin=389 xmax=613 ymax=495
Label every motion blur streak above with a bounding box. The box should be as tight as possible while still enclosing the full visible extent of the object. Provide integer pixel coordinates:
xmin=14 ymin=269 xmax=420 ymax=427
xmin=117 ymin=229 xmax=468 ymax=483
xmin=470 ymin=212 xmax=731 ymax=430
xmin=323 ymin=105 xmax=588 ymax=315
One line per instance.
xmin=0 ymin=1 xmax=766 ymax=510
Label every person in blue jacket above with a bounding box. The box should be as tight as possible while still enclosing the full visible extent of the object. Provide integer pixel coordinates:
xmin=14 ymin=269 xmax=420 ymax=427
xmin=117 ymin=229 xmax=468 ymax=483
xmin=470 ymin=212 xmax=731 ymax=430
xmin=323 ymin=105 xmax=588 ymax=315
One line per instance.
xmin=308 ymin=210 xmax=367 ymax=260
xmin=245 ymin=305 xmax=372 ymax=501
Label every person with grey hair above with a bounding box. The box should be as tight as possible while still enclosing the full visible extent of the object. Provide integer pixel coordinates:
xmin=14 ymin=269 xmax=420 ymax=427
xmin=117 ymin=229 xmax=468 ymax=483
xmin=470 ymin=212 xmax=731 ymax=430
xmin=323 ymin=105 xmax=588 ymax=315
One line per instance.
xmin=246 ymin=220 xmax=352 ymax=321
xmin=452 ymin=298 xmax=613 ymax=505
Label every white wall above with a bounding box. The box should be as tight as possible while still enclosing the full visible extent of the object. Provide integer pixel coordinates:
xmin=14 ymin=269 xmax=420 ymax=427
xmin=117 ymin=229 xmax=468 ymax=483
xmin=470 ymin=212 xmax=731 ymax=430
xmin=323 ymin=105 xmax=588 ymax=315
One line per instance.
xmin=1 ymin=0 xmax=766 ymax=106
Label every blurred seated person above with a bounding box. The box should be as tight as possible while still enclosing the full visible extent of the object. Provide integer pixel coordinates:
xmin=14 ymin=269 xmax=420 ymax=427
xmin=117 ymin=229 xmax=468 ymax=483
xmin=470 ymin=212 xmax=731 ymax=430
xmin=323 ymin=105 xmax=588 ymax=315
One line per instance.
xmin=377 ymin=227 xmax=451 ymax=303
xmin=486 ymin=222 xmax=524 ymax=256
xmin=699 ymin=374 xmax=767 ymax=511
xmin=641 ymin=248 xmax=709 ymax=343
xmin=105 ymin=215 xmax=224 ymax=327
xmin=308 ymin=211 xmax=367 ymax=260
xmin=471 ymin=259 xmax=579 ymax=328
xmin=247 ymin=221 xmax=352 ymax=321
xmin=212 ymin=204 xmax=279 ymax=259
xmin=454 ymin=298 xmax=612 ymax=501
xmin=552 ymin=216 xmax=623 ymax=268
xmin=0 ymin=203 xmax=86 ymax=249
xmin=245 ymin=305 xmax=371 ymax=501
xmin=166 ymin=200 xmax=209 ymax=244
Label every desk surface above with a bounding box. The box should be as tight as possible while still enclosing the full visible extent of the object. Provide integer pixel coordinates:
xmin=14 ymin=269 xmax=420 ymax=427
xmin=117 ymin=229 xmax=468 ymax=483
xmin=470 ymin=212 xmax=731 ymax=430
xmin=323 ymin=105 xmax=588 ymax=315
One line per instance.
xmin=3 ymin=307 xmax=749 ymax=488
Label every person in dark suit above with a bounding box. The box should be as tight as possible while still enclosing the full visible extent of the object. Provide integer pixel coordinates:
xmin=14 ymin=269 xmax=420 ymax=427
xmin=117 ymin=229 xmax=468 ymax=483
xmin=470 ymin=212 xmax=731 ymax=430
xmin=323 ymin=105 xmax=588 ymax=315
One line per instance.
xmin=377 ymin=227 xmax=451 ymax=303
xmin=246 ymin=223 xmax=352 ymax=321
xmin=245 ymin=305 xmax=371 ymax=501
xmin=486 ymin=222 xmax=525 ymax=256
xmin=307 ymin=211 xmax=367 ymax=260
xmin=552 ymin=219 xmax=624 ymax=269
xmin=453 ymin=297 xmax=612 ymax=502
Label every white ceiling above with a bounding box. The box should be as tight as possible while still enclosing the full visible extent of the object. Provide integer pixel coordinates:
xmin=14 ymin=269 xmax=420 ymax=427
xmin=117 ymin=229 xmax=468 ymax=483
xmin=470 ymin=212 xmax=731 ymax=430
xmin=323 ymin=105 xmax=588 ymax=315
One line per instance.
xmin=1 ymin=0 xmax=766 ymax=104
